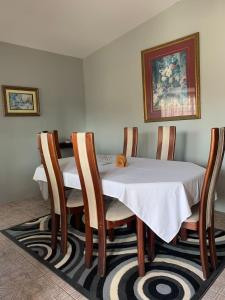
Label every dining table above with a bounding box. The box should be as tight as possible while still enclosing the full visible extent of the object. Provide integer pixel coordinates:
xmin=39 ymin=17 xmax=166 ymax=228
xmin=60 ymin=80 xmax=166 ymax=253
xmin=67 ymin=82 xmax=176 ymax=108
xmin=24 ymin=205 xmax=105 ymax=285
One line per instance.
xmin=34 ymin=154 xmax=205 ymax=276
xmin=33 ymin=155 xmax=205 ymax=243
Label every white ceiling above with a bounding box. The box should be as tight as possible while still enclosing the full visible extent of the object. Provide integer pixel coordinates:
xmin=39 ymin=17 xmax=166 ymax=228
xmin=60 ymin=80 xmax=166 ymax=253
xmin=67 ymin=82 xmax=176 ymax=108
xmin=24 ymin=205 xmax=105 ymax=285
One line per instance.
xmin=0 ymin=0 xmax=180 ymax=58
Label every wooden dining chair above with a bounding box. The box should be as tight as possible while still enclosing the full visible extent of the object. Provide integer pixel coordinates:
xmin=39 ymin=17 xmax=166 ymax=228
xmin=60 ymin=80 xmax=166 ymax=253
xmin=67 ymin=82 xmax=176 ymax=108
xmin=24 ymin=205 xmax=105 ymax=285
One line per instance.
xmin=37 ymin=132 xmax=84 ymax=255
xmin=180 ymin=127 xmax=225 ymax=279
xmin=71 ymin=132 xmax=145 ymax=277
xmin=156 ymin=126 xmax=176 ymax=160
xmin=123 ymin=127 xmax=138 ymax=157
xmin=148 ymin=128 xmax=225 ymax=279
xmin=41 ymin=130 xmax=62 ymax=159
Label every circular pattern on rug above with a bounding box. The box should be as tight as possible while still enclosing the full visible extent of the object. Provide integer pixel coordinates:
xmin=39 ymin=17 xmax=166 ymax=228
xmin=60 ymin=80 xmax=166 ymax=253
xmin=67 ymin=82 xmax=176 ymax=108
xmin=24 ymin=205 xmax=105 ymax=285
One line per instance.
xmin=100 ymin=255 xmax=200 ymax=300
xmin=4 ymin=215 xmax=225 ymax=300
xmin=140 ymin=275 xmax=186 ymax=299
xmin=156 ymin=283 xmax=172 ymax=294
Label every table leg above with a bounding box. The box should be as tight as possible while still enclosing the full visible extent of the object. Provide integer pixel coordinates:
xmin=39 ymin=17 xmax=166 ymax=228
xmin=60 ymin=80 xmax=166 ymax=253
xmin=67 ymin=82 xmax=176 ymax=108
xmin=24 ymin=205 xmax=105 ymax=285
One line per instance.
xmin=136 ymin=217 xmax=145 ymax=276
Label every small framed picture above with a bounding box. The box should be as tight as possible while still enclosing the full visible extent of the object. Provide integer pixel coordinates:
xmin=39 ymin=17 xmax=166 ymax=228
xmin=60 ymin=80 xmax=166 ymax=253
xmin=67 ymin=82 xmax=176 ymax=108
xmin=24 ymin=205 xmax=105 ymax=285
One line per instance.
xmin=141 ymin=33 xmax=200 ymax=122
xmin=2 ymin=85 xmax=40 ymax=116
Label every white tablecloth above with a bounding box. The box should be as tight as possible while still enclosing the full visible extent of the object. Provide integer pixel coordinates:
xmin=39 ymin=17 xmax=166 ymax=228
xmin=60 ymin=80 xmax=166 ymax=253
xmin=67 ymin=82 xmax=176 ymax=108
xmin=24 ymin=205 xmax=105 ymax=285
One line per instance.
xmin=33 ymin=156 xmax=205 ymax=243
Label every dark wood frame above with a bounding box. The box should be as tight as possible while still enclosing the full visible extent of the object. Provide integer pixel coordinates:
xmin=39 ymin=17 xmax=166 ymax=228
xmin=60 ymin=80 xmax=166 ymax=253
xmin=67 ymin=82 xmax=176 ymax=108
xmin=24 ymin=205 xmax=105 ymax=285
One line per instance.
xmin=52 ymin=130 xmax=62 ymax=159
xmin=37 ymin=132 xmax=83 ymax=255
xmin=41 ymin=130 xmax=62 ymax=159
xmin=2 ymin=85 xmax=40 ymax=116
xmin=141 ymin=33 xmax=200 ymax=122
xmin=71 ymin=132 xmax=145 ymax=277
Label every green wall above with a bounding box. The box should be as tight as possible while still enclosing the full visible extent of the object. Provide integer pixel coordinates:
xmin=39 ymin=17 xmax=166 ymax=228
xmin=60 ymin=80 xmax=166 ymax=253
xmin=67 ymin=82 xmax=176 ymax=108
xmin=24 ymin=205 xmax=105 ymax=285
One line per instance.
xmin=1 ymin=0 xmax=225 ymax=211
xmin=0 ymin=42 xmax=85 ymax=202
xmin=83 ymin=0 xmax=225 ymax=211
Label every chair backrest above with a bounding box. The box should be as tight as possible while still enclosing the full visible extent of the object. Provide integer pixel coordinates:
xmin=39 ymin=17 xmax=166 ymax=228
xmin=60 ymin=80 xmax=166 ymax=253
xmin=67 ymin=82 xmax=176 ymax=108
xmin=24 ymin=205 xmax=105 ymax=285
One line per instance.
xmin=200 ymin=128 xmax=225 ymax=228
xmin=37 ymin=132 xmax=66 ymax=215
xmin=71 ymin=132 xmax=105 ymax=229
xmin=156 ymin=126 xmax=176 ymax=160
xmin=40 ymin=130 xmax=62 ymax=159
xmin=123 ymin=127 xmax=138 ymax=157
xmin=53 ymin=130 xmax=62 ymax=159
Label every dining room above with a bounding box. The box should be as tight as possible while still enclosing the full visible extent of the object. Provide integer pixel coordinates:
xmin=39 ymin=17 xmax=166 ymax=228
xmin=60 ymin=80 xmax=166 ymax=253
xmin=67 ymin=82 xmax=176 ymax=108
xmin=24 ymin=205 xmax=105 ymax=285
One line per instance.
xmin=1 ymin=0 xmax=225 ymax=299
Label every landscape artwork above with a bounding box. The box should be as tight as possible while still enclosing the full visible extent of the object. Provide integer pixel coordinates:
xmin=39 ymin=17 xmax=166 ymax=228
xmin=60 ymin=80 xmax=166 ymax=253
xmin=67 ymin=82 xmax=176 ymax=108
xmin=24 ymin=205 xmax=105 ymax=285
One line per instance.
xmin=2 ymin=86 xmax=40 ymax=116
xmin=8 ymin=92 xmax=34 ymax=110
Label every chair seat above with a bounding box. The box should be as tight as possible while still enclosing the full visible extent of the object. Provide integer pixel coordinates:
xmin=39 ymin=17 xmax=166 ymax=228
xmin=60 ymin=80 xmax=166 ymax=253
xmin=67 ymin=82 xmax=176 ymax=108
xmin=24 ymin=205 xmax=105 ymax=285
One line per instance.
xmin=105 ymin=198 xmax=134 ymax=222
xmin=184 ymin=204 xmax=199 ymax=223
xmin=66 ymin=189 xmax=84 ymax=208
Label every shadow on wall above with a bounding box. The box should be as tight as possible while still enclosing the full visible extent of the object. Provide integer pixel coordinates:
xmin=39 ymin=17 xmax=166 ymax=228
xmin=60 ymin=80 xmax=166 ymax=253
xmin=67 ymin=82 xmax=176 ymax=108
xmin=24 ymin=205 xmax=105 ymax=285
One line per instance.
xmin=140 ymin=130 xmax=157 ymax=158
xmin=175 ymin=131 xmax=187 ymax=162
xmin=139 ymin=129 xmax=187 ymax=160
xmin=136 ymin=129 xmax=218 ymax=167
xmin=178 ymin=130 xmax=204 ymax=165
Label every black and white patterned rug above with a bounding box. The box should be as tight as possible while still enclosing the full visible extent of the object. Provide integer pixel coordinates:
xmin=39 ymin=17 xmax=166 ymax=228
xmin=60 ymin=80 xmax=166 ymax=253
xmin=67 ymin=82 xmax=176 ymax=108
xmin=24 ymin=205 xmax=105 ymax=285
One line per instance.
xmin=2 ymin=215 xmax=225 ymax=300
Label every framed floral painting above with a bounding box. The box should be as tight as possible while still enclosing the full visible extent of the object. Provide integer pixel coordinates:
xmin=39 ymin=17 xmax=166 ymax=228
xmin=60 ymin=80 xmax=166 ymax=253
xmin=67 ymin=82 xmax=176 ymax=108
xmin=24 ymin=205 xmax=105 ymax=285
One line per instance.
xmin=2 ymin=85 xmax=40 ymax=116
xmin=141 ymin=33 xmax=200 ymax=122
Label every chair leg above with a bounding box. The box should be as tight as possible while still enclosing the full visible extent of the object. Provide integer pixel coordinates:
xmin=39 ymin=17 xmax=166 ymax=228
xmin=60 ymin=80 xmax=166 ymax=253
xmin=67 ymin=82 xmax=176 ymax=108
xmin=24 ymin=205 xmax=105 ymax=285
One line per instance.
xmin=147 ymin=227 xmax=155 ymax=262
xmin=208 ymin=226 xmax=217 ymax=271
xmin=171 ymin=235 xmax=177 ymax=246
xmin=108 ymin=228 xmax=115 ymax=242
xmin=180 ymin=228 xmax=188 ymax=241
xmin=74 ymin=213 xmax=81 ymax=230
xmin=97 ymin=226 xmax=106 ymax=277
xmin=61 ymin=214 xmax=68 ymax=256
xmin=85 ymin=224 xmax=93 ymax=268
xmin=136 ymin=217 xmax=145 ymax=277
xmin=51 ymin=213 xmax=60 ymax=251
xmin=199 ymin=228 xmax=209 ymax=279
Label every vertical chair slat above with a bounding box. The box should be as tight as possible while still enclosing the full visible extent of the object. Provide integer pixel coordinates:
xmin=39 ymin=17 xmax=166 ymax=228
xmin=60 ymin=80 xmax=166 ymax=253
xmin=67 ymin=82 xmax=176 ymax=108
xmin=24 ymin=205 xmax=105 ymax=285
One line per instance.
xmin=123 ymin=127 xmax=138 ymax=157
xmin=156 ymin=126 xmax=176 ymax=160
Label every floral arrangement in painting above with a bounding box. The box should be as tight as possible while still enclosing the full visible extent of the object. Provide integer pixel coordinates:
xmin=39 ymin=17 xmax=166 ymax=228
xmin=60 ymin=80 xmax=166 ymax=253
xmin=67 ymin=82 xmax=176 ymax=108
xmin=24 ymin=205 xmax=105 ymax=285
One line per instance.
xmin=142 ymin=33 xmax=200 ymax=122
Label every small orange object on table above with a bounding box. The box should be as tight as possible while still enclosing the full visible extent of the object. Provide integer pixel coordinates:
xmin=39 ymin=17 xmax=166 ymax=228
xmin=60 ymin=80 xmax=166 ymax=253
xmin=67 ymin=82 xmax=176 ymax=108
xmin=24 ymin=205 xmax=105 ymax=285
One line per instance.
xmin=116 ymin=154 xmax=127 ymax=167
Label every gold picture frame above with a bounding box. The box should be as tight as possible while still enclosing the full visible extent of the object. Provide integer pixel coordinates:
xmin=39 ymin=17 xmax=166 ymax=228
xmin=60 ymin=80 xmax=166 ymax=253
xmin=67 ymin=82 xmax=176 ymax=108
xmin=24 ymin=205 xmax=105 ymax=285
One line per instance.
xmin=141 ymin=33 xmax=200 ymax=122
xmin=2 ymin=85 xmax=40 ymax=116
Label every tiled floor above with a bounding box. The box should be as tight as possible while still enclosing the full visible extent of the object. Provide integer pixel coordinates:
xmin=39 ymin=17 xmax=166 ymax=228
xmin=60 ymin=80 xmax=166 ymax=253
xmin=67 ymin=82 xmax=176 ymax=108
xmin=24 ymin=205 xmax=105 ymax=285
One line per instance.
xmin=0 ymin=198 xmax=87 ymax=300
xmin=0 ymin=198 xmax=225 ymax=299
